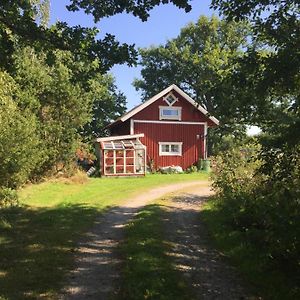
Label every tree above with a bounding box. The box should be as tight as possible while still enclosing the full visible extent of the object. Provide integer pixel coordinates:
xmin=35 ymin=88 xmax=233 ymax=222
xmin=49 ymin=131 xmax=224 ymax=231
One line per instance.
xmin=11 ymin=47 xmax=126 ymax=174
xmin=82 ymin=75 xmax=127 ymax=140
xmin=209 ymin=3 xmax=300 ymax=289
xmin=0 ymin=0 xmax=191 ymax=72
xmin=0 ymin=71 xmax=43 ymax=189
xmin=134 ymin=16 xmax=250 ymax=118
xmin=134 ymin=16 xmax=251 ymax=152
xmin=211 ymin=0 xmax=300 ymax=141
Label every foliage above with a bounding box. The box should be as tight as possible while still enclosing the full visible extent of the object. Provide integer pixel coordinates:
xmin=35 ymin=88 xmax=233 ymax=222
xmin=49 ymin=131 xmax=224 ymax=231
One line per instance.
xmin=211 ymin=0 xmax=300 ymax=95
xmin=211 ymin=0 xmax=300 ymax=140
xmin=134 ymin=16 xmax=251 ymax=152
xmin=212 ymin=142 xmax=264 ymax=229
xmin=0 ymin=71 xmax=43 ymax=189
xmin=6 ymin=47 xmax=125 ymax=178
xmin=82 ymin=75 xmax=127 ymax=139
xmin=135 ymin=16 xmax=249 ymax=116
xmin=0 ymin=0 xmax=191 ymax=72
xmin=12 ymin=47 xmax=90 ymax=175
xmin=0 ymin=0 xmax=193 ymax=190
xmin=206 ymin=2 xmax=300 ymax=297
xmin=0 ymin=188 xmax=18 ymax=208
xmin=68 ymin=0 xmax=191 ymax=22
xmin=185 ymin=165 xmax=198 ymax=173
xmin=211 ymin=142 xmax=300 ymax=298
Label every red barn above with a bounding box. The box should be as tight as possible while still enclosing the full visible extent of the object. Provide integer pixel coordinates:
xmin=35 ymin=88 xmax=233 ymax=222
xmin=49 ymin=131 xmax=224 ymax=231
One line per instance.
xmin=96 ymin=84 xmax=219 ymax=176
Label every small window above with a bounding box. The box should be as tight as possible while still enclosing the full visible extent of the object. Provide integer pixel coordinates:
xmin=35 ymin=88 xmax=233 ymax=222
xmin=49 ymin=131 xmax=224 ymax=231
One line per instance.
xmin=159 ymin=106 xmax=182 ymax=120
xmin=159 ymin=142 xmax=182 ymax=156
xmin=163 ymin=93 xmax=177 ymax=106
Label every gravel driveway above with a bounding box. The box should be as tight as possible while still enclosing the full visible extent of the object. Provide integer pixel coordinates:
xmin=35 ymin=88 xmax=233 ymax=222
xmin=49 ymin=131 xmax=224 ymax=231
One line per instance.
xmin=60 ymin=181 xmax=207 ymax=300
xmin=161 ymin=185 xmax=260 ymax=299
xmin=60 ymin=181 xmax=259 ymax=300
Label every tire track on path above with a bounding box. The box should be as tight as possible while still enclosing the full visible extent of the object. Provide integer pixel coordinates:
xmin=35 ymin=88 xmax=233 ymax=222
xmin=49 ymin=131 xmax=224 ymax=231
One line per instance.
xmin=162 ymin=186 xmax=259 ymax=299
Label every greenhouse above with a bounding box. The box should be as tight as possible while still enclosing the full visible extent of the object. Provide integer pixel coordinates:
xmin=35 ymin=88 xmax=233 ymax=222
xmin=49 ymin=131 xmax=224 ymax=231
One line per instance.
xmin=96 ymin=134 xmax=146 ymax=176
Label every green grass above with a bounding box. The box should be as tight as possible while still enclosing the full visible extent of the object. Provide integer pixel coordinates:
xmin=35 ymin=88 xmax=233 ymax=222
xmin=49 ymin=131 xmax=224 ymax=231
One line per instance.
xmin=116 ymin=204 xmax=192 ymax=300
xmin=19 ymin=172 xmax=208 ymax=208
xmin=0 ymin=173 xmax=207 ymax=300
xmin=201 ymin=199 xmax=300 ymax=300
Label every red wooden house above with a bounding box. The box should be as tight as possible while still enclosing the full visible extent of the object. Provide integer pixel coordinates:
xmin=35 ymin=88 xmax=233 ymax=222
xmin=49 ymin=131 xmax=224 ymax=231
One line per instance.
xmin=96 ymin=84 xmax=219 ymax=176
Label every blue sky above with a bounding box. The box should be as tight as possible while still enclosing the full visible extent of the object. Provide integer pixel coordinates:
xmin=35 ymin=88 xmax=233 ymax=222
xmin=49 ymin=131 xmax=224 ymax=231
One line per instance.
xmin=50 ymin=0 xmax=214 ymax=109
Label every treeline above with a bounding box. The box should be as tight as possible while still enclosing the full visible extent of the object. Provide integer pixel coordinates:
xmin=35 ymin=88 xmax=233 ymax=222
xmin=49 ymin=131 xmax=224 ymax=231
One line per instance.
xmin=0 ymin=1 xmax=133 ymax=201
xmin=0 ymin=49 xmax=126 ymax=193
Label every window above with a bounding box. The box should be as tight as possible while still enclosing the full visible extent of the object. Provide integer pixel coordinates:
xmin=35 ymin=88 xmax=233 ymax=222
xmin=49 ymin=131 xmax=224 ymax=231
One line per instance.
xmin=159 ymin=106 xmax=182 ymax=120
xmin=159 ymin=142 xmax=182 ymax=156
xmin=163 ymin=93 xmax=178 ymax=106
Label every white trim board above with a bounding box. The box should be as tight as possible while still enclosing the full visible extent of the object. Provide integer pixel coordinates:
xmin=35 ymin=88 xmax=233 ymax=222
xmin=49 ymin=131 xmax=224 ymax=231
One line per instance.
xmin=133 ymin=120 xmax=206 ymax=125
xmin=119 ymin=84 xmax=219 ymax=125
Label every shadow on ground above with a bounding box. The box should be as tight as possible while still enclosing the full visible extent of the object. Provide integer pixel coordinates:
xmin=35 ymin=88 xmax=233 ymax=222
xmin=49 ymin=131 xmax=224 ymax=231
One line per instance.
xmin=116 ymin=193 xmax=258 ymax=300
xmin=0 ymin=204 xmax=100 ymax=300
xmin=0 ymin=193 xmax=258 ymax=300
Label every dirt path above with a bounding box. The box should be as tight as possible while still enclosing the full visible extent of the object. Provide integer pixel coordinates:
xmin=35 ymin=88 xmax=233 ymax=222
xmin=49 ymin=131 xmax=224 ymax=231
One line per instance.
xmin=162 ymin=186 xmax=258 ymax=299
xmin=60 ymin=181 xmax=208 ymax=300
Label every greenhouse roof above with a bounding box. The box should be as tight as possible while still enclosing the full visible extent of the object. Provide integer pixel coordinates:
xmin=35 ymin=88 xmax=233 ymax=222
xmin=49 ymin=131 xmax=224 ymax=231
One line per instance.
xmin=96 ymin=134 xmax=145 ymax=150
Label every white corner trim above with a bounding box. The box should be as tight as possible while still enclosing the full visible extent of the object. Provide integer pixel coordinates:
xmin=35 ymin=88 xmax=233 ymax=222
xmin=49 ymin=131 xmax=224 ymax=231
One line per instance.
xmin=133 ymin=120 xmax=206 ymax=125
xmin=119 ymin=84 xmax=219 ymax=125
xmin=158 ymin=142 xmax=183 ymax=156
xmin=204 ymin=122 xmax=208 ymax=159
xmin=130 ymin=119 xmax=134 ymax=135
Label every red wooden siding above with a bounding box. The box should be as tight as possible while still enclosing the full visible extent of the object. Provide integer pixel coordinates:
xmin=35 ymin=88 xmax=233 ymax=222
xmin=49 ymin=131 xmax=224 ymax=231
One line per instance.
xmin=134 ymin=122 xmax=205 ymax=170
xmin=108 ymin=87 xmax=217 ymax=170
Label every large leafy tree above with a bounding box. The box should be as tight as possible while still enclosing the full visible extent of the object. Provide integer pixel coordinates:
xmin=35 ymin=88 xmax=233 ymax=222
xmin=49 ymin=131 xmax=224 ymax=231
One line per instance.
xmin=11 ymin=47 xmax=126 ymax=174
xmin=0 ymin=71 xmax=43 ymax=188
xmin=135 ymin=16 xmax=249 ymax=116
xmin=210 ymin=2 xmax=300 ymax=286
xmin=0 ymin=0 xmax=193 ymax=189
xmin=211 ymin=0 xmax=300 ymax=139
xmin=82 ymin=75 xmax=127 ymax=140
xmin=134 ymin=16 xmax=251 ymax=152
xmin=0 ymin=0 xmax=191 ymax=72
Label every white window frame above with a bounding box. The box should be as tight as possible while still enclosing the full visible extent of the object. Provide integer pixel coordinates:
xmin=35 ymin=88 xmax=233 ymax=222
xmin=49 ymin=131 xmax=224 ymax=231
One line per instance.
xmin=163 ymin=92 xmax=178 ymax=106
xmin=159 ymin=142 xmax=183 ymax=156
xmin=159 ymin=106 xmax=182 ymax=120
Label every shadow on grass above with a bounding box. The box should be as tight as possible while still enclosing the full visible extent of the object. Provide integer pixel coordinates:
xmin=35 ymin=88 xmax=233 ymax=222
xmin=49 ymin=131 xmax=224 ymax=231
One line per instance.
xmin=117 ymin=204 xmax=193 ymax=300
xmin=117 ymin=195 xmax=257 ymax=300
xmin=0 ymin=203 xmax=100 ymax=300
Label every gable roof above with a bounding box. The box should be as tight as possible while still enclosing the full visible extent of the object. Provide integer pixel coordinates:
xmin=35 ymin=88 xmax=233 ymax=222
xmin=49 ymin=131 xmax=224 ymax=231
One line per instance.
xmin=109 ymin=84 xmax=219 ymax=127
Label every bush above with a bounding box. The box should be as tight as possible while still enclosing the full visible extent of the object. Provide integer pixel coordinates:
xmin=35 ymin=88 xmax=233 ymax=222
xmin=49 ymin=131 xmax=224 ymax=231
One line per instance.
xmin=0 ymin=71 xmax=44 ymax=189
xmin=0 ymin=188 xmax=18 ymax=208
xmin=211 ymin=141 xmax=300 ymax=273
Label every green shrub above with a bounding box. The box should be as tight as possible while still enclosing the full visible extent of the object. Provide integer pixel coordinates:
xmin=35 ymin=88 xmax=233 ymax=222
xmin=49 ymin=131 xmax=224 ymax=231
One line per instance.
xmin=0 ymin=71 xmax=44 ymax=189
xmin=0 ymin=187 xmax=18 ymax=208
xmin=185 ymin=165 xmax=198 ymax=173
xmin=211 ymin=141 xmax=300 ymax=273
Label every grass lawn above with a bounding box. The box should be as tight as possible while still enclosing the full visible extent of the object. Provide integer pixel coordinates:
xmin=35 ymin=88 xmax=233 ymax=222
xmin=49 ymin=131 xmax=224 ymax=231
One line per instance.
xmin=116 ymin=204 xmax=192 ymax=300
xmin=0 ymin=173 xmax=208 ymax=300
xmin=201 ymin=200 xmax=300 ymax=300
